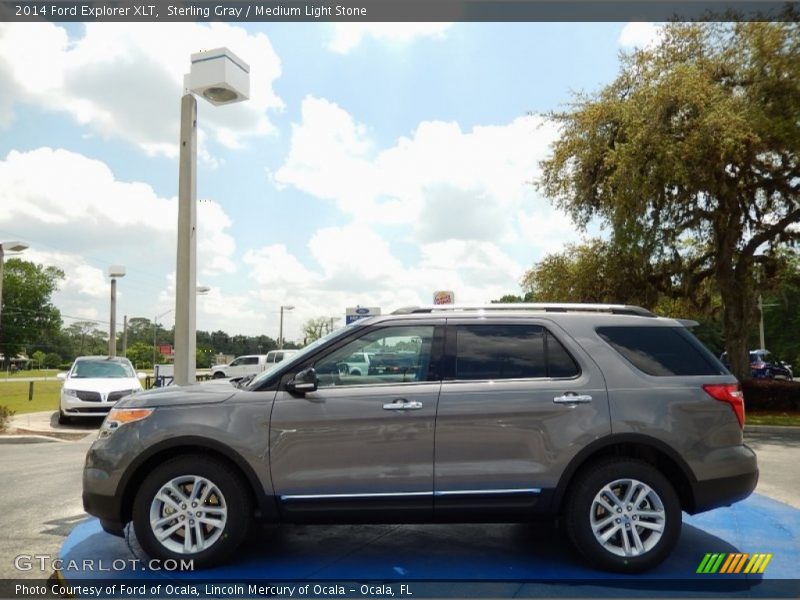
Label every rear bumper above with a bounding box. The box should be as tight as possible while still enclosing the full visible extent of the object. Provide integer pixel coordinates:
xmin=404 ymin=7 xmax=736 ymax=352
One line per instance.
xmin=690 ymin=468 xmax=759 ymax=514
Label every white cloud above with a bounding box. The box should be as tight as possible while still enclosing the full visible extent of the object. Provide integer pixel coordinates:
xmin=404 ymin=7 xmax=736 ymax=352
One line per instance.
xmin=0 ymin=147 xmax=238 ymax=329
xmin=0 ymin=23 xmax=283 ymax=159
xmin=241 ymin=224 xmax=527 ymax=341
xmin=328 ymin=23 xmax=452 ymax=54
xmin=276 ymin=95 xmax=568 ymax=248
xmin=618 ymin=22 xmax=664 ymax=49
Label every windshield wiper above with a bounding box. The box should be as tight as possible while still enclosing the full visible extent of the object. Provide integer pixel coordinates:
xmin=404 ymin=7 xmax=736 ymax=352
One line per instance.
xmin=235 ymin=375 xmax=254 ymax=389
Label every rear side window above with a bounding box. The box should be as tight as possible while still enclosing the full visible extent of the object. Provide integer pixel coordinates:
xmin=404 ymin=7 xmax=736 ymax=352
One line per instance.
xmin=454 ymin=325 xmax=579 ymax=380
xmin=597 ymin=326 xmax=727 ymax=376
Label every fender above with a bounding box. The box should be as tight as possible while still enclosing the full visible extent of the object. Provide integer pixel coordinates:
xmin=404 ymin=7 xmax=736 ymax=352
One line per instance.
xmin=118 ymin=435 xmax=277 ymax=521
xmin=550 ymin=432 xmax=698 ymax=512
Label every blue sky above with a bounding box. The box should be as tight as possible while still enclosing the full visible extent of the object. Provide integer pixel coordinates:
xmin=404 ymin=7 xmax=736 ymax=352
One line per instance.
xmin=0 ymin=21 xmax=661 ymax=342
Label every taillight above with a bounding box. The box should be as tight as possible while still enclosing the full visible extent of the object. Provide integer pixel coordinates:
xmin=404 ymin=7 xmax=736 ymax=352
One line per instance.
xmin=703 ymin=384 xmax=745 ymax=428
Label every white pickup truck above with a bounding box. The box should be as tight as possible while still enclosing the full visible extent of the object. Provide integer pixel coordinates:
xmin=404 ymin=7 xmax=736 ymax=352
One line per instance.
xmin=211 ymin=350 xmax=298 ymax=379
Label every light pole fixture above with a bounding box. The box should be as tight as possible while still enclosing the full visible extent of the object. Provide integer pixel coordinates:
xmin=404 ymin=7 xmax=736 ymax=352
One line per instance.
xmin=279 ymin=305 xmax=294 ymax=349
xmin=108 ymin=265 xmax=126 ymax=357
xmin=0 ymin=241 xmax=28 ymax=362
xmin=174 ymin=48 xmax=250 ymax=386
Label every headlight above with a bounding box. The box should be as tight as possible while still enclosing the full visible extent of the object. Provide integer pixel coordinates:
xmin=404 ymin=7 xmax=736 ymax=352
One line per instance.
xmin=99 ymin=408 xmax=154 ymax=439
xmin=63 ymin=389 xmax=79 ymax=397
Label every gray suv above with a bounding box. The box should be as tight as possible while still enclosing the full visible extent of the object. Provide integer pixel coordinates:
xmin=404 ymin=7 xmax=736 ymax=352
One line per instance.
xmin=83 ymin=304 xmax=758 ymax=573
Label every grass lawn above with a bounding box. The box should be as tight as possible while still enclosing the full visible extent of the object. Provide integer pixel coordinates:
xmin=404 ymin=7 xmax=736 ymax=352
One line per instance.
xmin=0 ymin=369 xmax=60 ymax=380
xmin=0 ymin=380 xmax=61 ymax=414
xmin=747 ymin=412 xmax=800 ymax=427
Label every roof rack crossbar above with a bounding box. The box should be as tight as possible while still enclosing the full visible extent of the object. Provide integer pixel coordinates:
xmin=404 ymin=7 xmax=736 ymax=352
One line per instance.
xmin=392 ymin=303 xmax=656 ymax=317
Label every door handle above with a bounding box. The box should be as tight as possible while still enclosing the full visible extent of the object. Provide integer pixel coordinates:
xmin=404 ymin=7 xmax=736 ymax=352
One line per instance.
xmin=383 ymin=399 xmax=423 ymax=410
xmin=553 ymin=393 xmax=593 ymax=404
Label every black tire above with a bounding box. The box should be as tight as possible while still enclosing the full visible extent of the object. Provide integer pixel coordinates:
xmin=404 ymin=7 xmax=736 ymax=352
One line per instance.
xmin=212 ymin=371 xmax=226 ymax=379
xmin=132 ymin=455 xmax=251 ymax=568
xmin=564 ymin=458 xmax=681 ymax=573
xmin=58 ymin=410 xmax=71 ymax=425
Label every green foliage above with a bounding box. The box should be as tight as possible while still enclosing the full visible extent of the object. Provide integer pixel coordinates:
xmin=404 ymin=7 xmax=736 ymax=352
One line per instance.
xmin=0 ymin=405 xmax=15 ymax=432
xmin=31 ymin=350 xmax=46 ymax=369
xmin=303 ymin=317 xmax=333 ymax=344
xmin=196 ymin=346 xmax=215 ymax=369
xmin=539 ymin=22 xmax=800 ymax=379
xmin=43 ymin=352 xmax=62 ymax=369
xmin=126 ymin=341 xmax=156 ymax=369
xmin=0 ymin=258 xmax=64 ymax=363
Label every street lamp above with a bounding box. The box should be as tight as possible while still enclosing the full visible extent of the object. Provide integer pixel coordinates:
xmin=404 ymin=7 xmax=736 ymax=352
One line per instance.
xmin=0 ymin=241 xmax=28 ymax=344
xmin=279 ymin=305 xmax=294 ymax=349
xmin=173 ymin=48 xmax=250 ymax=386
xmin=108 ymin=266 xmax=126 ymax=357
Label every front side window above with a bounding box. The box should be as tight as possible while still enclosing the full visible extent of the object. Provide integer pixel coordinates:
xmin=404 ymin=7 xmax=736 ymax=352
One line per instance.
xmin=241 ymin=357 xmax=259 ymax=365
xmin=314 ymin=326 xmax=435 ymax=388
xmin=454 ymin=325 xmax=579 ymax=380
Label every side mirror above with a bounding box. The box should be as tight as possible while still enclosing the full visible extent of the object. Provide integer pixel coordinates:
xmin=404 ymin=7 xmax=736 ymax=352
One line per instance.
xmin=57 ymin=372 xmax=67 ymax=380
xmin=287 ymin=367 xmax=317 ymax=395
xmin=137 ymin=372 xmax=146 ymax=379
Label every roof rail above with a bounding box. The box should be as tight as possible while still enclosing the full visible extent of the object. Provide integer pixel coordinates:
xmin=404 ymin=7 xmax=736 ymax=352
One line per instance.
xmin=392 ymin=303 xmax=656 ymax=317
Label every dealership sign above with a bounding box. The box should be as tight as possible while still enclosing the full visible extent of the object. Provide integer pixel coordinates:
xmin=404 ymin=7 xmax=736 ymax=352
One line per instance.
xmin=433 ymin=291 xmax=455 ymax=305
xmin=346 ymin=306 xmax=381 ymax=324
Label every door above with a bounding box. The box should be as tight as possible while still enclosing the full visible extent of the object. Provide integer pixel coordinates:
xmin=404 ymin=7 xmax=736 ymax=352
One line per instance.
xmin=434 ymin=320 xmax=610 ymax=517
xmin=270 ymin=323 xmax=443 ymax=521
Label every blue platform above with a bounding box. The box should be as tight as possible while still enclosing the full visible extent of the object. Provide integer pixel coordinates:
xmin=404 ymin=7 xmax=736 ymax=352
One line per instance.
xmin=57 ymin=494 xmax=799 ymax=597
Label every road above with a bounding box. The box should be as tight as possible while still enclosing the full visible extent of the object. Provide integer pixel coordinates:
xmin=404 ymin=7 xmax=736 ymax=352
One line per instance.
xmin=0 ymin=427 xmax=797 ymax=580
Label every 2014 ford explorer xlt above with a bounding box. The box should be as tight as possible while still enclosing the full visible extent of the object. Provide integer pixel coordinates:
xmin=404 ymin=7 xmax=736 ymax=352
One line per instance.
xmin=83 ymin=303 xmax=758 ymax=573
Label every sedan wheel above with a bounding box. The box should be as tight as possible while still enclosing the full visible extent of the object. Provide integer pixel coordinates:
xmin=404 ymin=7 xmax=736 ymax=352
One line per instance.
xmin=133 ymin=456 xmax=250 ymax=567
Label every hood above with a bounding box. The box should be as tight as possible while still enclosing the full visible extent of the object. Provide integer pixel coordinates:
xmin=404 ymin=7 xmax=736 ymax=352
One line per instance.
xmin=116 ymin=381 xmax=237 ymax=408
xmin=63 ymin=377 xmax=142 ymax=394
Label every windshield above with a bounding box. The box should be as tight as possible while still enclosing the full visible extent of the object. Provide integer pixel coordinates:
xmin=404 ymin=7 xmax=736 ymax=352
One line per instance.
xmin=71 ymin=359 xmax=135 ymax=379
xmin=244 ymin=325 xmax=357 ymax=389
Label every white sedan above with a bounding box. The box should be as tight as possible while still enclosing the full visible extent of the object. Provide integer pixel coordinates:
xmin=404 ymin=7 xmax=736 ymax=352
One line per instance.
xmin=58 ymin=356 xmax=143 ymax=424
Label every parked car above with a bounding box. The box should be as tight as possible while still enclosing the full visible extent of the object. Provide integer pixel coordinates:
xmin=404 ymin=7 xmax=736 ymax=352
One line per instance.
xmin=338 ymin=351 xmax=371 ymax=375
xmin=84 ymin=303 xmax=757 ymax=573
xmin=58 ymin=356 xmax=143 ymax=424
xmin=266 ymin=349 xmax=298 ymax=365
xmin=210 ymin=354 xmax=268 ymax=379
xmin=720 ymin=349 xmax=794 ymax=380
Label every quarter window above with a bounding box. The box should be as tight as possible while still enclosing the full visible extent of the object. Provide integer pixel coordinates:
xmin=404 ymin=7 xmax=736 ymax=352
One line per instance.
xmin=597 ymin=326 xmax=726 ymax=376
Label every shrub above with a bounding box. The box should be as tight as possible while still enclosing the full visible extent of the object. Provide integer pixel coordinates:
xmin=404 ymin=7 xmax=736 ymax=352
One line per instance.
xmin=0 ymin=405 xmax=16 ymax=432
xmin=57 ymin=363 xmax=72 ymax=371
xmin=43 ymin=353 xmax=62 ymax=369
xmin=741 ymin=379 xmax=800 ymax=412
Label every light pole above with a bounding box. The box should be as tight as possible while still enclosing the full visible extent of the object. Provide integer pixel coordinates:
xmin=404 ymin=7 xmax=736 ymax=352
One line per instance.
xmin=108 ymin=266 xmax=126 ymax=357
xmin=279 ymin=305 xmax=294 ymax=349
xmin=0 ymin=241 xmax=28 ymax=344
xmin=757 ymin=294 xmax=779 ymax=350
xmin=174 ymin=48 xmax=250 ymax=386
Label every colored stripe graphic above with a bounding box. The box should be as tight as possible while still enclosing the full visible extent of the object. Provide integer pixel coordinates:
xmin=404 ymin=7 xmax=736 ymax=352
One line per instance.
xmin=697 ymin=552 xmax=772 ymax=575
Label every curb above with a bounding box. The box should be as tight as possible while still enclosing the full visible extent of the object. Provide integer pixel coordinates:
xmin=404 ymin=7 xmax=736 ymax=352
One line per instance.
xmin=0 ymin=434 xmax=69 ymax=444
xmin=745 ymin=424 xmax=800 ymax=434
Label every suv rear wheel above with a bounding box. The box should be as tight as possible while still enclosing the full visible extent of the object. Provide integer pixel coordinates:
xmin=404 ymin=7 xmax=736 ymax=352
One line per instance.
xmin=565 ymin=458 xmax=681 ymax=573
xmin=132 ymin=455 xmax=251 ymax=568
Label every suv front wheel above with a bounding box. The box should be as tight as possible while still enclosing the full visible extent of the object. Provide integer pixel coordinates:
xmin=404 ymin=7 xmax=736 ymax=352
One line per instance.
xmin=565 ymin=458 xmax=681 ymax=573
xmin=132 ymin=455 xmax=251 ymax=568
